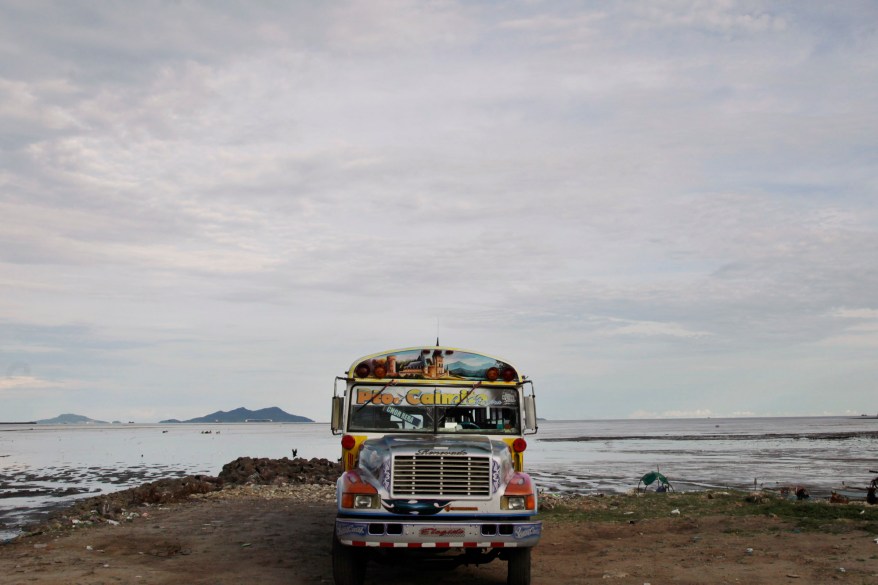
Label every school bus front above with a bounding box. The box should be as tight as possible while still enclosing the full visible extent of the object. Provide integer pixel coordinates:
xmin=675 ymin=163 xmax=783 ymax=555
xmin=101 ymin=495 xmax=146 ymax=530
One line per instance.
xmin=329 ymin=346 xmax=540 ymax=585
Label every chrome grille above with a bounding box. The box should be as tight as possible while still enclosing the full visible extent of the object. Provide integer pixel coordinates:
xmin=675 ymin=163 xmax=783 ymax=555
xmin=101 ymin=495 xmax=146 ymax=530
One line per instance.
xmin=392 ymin=454 xmax=491 ymax=497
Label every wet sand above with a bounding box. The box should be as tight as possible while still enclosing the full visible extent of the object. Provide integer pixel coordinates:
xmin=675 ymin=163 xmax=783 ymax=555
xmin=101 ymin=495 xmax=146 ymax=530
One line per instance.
xmin=541 ymin=429 xmax=878 ymax=442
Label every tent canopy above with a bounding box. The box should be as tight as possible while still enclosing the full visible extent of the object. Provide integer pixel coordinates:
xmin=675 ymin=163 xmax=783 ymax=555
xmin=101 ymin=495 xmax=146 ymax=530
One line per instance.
xmin=638 ymin=471 xmax=673 ymax=491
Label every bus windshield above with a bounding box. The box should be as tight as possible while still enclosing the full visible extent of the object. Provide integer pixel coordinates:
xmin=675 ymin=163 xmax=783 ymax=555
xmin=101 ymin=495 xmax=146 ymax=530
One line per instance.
xmin=348 ymin=385 xmax=520 ymax=434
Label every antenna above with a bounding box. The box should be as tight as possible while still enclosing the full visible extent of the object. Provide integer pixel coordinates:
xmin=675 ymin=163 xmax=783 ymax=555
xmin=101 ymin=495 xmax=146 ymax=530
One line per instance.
xmin=436 ymin=317 xmax=440 ymax=346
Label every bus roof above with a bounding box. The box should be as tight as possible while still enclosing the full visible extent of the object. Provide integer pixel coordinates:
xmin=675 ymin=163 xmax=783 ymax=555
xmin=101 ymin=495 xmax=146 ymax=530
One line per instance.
xmin=348 ymin=346 xmax=521 ymax=384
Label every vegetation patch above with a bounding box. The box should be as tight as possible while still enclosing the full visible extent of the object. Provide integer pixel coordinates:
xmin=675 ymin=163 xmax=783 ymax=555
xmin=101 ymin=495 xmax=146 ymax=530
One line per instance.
xmin=538 ymin=491 xmax=878 ymax=533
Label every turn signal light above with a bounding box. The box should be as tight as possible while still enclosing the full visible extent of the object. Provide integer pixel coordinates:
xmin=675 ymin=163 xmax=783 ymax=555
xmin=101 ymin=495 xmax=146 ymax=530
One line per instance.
xmin=501 ymin=368 xmax=517 ymax=382
xmin=354 ymin=362 xmax=370 ymax=378
xmin=340 ymin=470 xmax=380 ymax=509
xmin=502 ymin=472 xmax=536 ymax=510
xmin=512 ymin=438 xmax=527 ymax=453
xmin=341 ymin=435 xmax=356 ymax=450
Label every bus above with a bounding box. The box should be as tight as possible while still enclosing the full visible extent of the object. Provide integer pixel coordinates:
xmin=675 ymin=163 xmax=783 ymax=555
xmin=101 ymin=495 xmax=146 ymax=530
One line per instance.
xmin=330 ymin=345 xmax=540 ymax=585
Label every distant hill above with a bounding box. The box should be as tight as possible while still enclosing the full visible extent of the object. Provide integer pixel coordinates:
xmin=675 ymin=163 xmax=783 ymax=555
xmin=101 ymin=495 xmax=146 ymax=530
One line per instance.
xmin=160 ymin=406 xmax=313 ymax=424
xmin=37 ymin=413 xmax=108 ymax=424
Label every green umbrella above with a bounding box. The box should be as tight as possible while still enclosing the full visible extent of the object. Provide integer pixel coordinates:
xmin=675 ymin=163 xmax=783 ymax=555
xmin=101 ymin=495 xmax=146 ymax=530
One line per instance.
xmin=638 ymin=471 xmax=672 ymax=491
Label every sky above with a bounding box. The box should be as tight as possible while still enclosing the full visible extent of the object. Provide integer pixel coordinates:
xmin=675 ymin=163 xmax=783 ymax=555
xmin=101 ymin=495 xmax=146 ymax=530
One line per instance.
xmin=1 ymin=1 xmax=876 ymax=423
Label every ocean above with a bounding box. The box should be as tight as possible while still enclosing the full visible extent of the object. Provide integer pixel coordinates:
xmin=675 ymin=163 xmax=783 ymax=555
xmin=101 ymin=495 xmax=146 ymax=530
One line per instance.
xmin=2 ymin=416 xmax=877 ymax=541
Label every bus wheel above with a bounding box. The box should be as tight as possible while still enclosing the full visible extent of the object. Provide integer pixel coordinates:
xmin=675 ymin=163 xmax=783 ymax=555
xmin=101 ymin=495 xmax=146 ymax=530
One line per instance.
xmin=331 ymin=535 xmax=366 ymax=585
xmin=507 ymin=547 xmax=531 ymax=585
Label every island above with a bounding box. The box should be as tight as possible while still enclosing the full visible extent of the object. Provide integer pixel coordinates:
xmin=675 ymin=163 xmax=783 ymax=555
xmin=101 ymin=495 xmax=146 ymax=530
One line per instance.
xmin=160 ymin=406 xmax=313 ymax=423
xmin=36 ymin=414 xmax=108 ymax=424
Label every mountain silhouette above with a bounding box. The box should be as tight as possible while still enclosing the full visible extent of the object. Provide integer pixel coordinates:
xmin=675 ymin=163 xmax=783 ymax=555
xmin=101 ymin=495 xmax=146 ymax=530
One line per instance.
xmin=160 ymin=406 xmax=313 ymax=423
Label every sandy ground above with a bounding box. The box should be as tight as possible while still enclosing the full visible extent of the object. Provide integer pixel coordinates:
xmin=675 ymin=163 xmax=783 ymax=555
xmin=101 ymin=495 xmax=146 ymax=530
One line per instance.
xmin=2 ymin=487 xmax=877 ymax=585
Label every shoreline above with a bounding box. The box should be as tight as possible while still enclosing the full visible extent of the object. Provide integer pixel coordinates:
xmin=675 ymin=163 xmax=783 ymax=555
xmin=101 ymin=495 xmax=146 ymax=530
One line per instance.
xmin=6 ymin=452 xmax=877 ymax=542
xmin=540 ymin=429 xmax=878 ymax=441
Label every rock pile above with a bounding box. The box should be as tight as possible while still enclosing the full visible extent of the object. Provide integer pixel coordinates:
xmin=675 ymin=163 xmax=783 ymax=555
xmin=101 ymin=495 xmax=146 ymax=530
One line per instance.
xmin=128 ymin=475 xmax=223 ymax=505
xmin=218 ymin=457 xmax=341 ymax=486
xmin=29 ymin=457 xmax=342 ymax=535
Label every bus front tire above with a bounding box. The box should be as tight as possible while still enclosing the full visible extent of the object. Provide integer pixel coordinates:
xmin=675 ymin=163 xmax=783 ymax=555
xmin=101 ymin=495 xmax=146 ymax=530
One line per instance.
xmin=331 ymin=535 xmax=366 ymax=585
xmin=507 ymin=547 xmax=531 ymax=585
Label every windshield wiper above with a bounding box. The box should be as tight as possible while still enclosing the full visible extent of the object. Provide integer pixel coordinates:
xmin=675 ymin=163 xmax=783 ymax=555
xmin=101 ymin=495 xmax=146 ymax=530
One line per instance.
xmin=355 ymin=379 xmax=397 ymax=413
xmin=437 ymin=381 xmax=482 ymax=427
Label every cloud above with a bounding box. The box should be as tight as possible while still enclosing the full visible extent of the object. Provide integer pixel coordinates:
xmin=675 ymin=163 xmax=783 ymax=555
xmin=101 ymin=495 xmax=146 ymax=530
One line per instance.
xmin=633 ymin=1 xmax=788 ymax=34
xmin=0 ymin=2 xmax=876 ymax=421
xmin=5 ymin=360 xmax=31 ymax=377
xmin=326 ymin=0 xmax=477 ymax=52
xmin=602 ymin=319 xmax=711 ymax=339
xmin=628 ymin=409 xmax=715 ymax=419
xmin=831 ymin=308 xmax=878 ymax=320
xmin=0 ymin=375 xmax=71 ymax=391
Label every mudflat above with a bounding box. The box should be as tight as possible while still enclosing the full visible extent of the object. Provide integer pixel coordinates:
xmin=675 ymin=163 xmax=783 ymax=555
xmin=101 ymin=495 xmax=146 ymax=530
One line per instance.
xmin=3 ymin=485 xmax=878 ymax=584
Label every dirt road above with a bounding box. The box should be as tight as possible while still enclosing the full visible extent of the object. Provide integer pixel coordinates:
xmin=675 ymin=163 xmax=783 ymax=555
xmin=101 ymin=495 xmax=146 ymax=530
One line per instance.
xmin=2 ymin=487 xmax=877 ymax=584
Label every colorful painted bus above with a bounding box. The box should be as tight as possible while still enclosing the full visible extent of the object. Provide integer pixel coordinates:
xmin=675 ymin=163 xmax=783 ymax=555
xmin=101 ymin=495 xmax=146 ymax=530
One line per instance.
xmin=330 ymin=346 xmax=540 ymax=585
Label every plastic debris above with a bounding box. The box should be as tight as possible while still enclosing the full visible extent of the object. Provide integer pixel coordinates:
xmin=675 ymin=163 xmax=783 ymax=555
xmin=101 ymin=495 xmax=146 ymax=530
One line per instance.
xmin=745 ymin=548 xmax=754 ymax=555
xmin=830 ymin=492 xmax=849 ymax=504
xmin=670 ymin=509 xmax=680 ymax=515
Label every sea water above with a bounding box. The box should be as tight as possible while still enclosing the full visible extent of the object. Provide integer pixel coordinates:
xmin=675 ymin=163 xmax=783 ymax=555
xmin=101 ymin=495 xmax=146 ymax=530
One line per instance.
xmin=0 ymin=423 xmax=340 ymax=540
xmin=2 ymin=417 xmax=877 ymax=540
xmin=526 ymin=417 xmax=878 ymax=496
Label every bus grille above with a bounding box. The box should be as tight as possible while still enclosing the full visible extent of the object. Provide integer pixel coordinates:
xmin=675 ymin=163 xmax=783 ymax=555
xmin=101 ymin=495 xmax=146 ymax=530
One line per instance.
xmin=392 ymin=454 xmax=492 ymax=497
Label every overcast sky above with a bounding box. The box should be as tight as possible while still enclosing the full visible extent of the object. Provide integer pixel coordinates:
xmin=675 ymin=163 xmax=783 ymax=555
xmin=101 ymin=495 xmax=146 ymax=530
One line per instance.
xmin=1 ymin=1 xmax=876 ymax=423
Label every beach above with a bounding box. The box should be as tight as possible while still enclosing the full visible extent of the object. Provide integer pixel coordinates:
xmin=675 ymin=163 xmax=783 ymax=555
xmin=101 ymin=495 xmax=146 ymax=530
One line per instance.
xmin=5 ymin=416 xmax=878 ymax=536
xmin=2 ymin=480 xmax=877 ymax=585
xmin=3 ymin=419 xmax=878 ymax=584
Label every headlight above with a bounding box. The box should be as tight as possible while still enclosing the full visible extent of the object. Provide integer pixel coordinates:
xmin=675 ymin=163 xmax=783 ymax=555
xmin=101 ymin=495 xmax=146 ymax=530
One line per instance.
xmin=503 ymin=496 xmax=526 ymax=510
xmin=354 ymin=494 xmax=379 ymax=509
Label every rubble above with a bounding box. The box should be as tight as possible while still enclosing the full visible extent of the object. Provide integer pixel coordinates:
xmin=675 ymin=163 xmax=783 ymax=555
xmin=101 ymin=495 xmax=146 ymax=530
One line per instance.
xmin=24 ymin=457 xmax=342 ymax=536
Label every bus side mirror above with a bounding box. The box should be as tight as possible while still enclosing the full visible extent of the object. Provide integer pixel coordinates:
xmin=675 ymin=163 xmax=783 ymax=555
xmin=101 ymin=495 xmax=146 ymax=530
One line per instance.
xmin=523 ymin=395 xmax=538 ymax=432
xmin=331 ymin=396 xmax=344 ymax=434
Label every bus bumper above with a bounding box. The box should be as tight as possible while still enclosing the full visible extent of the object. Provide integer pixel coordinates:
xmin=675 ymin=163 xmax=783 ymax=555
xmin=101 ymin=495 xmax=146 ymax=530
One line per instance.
xmin=335 ymin=518 xmax=541 ymax=548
